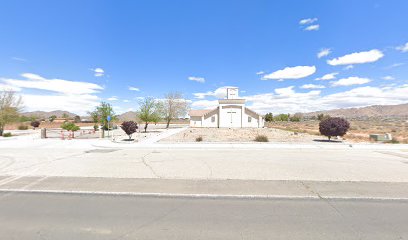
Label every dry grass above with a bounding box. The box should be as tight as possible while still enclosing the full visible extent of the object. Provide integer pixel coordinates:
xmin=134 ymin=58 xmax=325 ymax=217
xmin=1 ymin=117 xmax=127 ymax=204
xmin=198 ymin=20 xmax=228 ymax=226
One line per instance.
xmin=267 ymin=119 xmax=408 ymax=143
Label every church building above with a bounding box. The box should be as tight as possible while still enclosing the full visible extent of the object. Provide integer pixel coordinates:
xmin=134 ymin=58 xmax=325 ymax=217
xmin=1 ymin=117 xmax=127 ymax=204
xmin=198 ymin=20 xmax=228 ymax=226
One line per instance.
xmin=189 ymin=87 xmax=264 ymax=128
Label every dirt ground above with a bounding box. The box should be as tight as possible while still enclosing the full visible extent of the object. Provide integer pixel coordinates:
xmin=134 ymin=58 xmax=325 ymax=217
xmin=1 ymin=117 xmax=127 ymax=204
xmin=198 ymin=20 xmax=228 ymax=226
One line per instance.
xmin=160 ymin=127 xmax=328 ymax=143
xmin=267 ymin=119 xmax=408 ymax=143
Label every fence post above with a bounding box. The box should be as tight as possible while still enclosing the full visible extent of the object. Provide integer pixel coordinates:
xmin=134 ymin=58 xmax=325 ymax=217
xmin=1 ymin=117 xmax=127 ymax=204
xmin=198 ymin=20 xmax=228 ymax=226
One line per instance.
xmin=41 ymin=128 xmax=47 ymax=139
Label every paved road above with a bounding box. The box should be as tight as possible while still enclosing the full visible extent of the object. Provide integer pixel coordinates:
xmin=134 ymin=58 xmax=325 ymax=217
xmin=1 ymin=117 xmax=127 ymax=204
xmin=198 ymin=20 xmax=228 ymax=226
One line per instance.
xmin=0 ymin=192 xmax=407 ymax=240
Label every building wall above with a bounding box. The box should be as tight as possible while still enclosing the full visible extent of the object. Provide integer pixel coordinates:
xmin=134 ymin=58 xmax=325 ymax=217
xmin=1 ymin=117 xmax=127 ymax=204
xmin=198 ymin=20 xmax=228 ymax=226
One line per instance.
xmin=189 ymin=116 xmax=202 ymax=127
xmin=219 ymin=105 xmax=243 ymax=128
xmin=203 ymin=112 xmax=218 ymax=128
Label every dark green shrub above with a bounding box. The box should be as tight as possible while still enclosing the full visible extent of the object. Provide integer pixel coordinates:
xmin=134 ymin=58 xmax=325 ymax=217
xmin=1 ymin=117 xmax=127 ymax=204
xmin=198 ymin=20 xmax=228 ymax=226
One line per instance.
xmin=264 ymin=113 xmax=273 ymax=122
xmin=18 ymin=125 xmax=29 ymax=130
xmin=61 ymin=122 xmax=80 ymax=131
xmin=254 ymin=135 xmax=269 ymax=142
xmin=2 ymin=132 xmax=12 ymax=137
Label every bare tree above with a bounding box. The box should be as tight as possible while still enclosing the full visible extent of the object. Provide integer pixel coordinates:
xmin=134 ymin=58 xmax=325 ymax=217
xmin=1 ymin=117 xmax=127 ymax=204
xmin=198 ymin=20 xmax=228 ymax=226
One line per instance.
xmin=0 ymin=90 xmax=23 ymax=136
xmin=161 ymin=92 xmax=189 ymax=129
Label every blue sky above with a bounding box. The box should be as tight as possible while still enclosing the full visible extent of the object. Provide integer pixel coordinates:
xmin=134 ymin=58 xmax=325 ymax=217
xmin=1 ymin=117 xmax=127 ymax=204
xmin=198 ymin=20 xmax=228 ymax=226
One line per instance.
xmin=0 ymin=0 xmax=407 ymax=114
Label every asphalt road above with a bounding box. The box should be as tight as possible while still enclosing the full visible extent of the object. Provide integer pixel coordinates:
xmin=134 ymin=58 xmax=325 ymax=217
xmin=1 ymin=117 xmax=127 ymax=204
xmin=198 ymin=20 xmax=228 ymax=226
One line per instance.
xmin=1 ymin=192 xmax=407 ymax=240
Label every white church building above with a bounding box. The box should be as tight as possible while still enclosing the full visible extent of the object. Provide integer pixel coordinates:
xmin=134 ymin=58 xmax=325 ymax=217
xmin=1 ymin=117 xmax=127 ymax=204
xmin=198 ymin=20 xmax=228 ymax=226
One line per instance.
xmin=189 ymin=87 xmax=264 ymax=128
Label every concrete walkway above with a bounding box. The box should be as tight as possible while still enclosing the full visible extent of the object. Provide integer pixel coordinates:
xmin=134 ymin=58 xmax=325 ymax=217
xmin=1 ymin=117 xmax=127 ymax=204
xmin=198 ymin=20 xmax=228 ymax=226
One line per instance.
xmin=137 ymin=126 xmax=188 ymax=144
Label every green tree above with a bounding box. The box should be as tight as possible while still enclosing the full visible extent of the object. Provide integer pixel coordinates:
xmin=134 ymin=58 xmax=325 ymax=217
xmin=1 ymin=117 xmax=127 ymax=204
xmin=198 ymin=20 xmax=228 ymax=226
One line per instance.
xmin=137 ymin=97 xmax=161 ymax=132
xmin=264 ymin=113 xmax=273 ymax=122
xmin=49 ymin=115 xmax=57 ymax=122
xmin=161 ymin=92 xmax=189 ymax=128
xmin=0 ymin=91 xmax=23 ymax=136
xmin=62 ymin=113 xmax=69 ymax=119
xmin=92 ymin=102 xmax=117 ymax=130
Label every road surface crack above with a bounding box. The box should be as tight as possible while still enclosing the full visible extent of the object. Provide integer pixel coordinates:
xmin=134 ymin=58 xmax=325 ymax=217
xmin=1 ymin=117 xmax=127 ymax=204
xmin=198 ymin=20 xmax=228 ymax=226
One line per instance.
xmin=141 ymin=152 xmax=161 ymax=178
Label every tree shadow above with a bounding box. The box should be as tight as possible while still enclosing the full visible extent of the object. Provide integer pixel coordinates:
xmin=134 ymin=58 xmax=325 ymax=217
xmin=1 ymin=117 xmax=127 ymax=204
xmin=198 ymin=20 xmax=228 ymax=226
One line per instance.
xmin=313 ymin=139 xmax=343 ymax=143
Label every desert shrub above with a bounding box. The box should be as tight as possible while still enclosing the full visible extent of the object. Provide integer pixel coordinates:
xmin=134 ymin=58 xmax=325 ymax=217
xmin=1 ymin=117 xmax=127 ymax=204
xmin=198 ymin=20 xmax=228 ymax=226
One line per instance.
xmin=273 ymin=114 xmax=289 ymax=122
xmin=317 ymin=114 xmax=331 ymax=121
xmin=120 ymin=121 xmax=138 ymax=140
xmin=61 ymin=122 xmax=80 ymax=131
xmin=254 ymin=135 xmax=269 ymax=142
xmin=196 ymin=136 xmax=203 ymax=142
xmin=389 ymin=139 xmax=400 ymax=144
xmin=30 ymin=120 xmax=40 ymax=129
xmin=319 ymin=117 xmax=350 ymax=140
xmin=2 ymin=132 xmax=12 ymax=137
xmin=18 ymin=125 xmax=29 ymax=130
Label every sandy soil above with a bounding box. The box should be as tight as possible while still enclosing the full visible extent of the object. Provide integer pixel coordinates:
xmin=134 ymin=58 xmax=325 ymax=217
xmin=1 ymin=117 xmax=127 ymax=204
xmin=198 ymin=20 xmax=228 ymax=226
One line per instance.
xmin=160 ymin=127 xmax=327 ymax=143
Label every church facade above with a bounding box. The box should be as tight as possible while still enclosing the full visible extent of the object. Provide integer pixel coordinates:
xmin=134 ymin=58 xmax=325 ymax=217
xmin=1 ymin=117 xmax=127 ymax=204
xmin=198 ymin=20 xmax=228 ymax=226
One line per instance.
xmin=189 ymin=88 xmax=264 ymax=128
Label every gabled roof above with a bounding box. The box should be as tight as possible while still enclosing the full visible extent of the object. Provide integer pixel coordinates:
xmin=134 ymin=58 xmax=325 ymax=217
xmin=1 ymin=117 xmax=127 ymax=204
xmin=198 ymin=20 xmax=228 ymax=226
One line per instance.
xmin=189 ymin=108 xmax=217 ymax=117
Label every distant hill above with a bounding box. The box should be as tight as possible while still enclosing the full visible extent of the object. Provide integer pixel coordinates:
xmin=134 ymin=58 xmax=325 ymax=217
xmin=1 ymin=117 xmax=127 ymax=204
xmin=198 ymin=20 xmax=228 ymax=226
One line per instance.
xmin=21 ymin=110 xmax=78 ymax=119
xmin=304 ymin=103 xmax=408 ymax=119
xmin=118 ymin=111 xmax=139 ymax=121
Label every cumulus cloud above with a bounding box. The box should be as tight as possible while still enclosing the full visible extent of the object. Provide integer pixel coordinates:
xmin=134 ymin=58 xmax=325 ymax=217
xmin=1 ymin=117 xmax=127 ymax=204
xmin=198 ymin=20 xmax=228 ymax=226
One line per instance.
xmin=262 ymin=66 xmax=316 ymax=80
xmin=327 ymin=49 xmax=384 ymax=66
xmin=190 ymin=84 xmax=408 ymax=114
xmin=299 ymin=18 xmax=318 ymax=25
xmin=188 ymin=76 xmax=205 ymax=83
xmin=193 ymin=86 xmax=237 ymax=99
xmin=128 ymin=86 xmax=140 ymax=91
xmin=300 ymin=84 xmax=326 ymax=89
xmin=256 ymin=71 xmax=265 ymax=75
xmin=396 ymin=42 xmax=408 ymax=52
xmin=0 ymin=73 xmax=103 ymax=114
xmin=107 ymin=96 xmax=118 ymax=101
xmin=315 ymin=72 xmax=339 ymax=81
xmin=123 ymin=99 xmax=130 ymax=103
xmin=317 ymin=48 xmax=331 ymax=58
xmin=92 ymin=68 xmax=105 ymax=77
xmin=330 ymin=77 xmax=371 ymax=87
xmin=304 ymin=25 xmax=320 ymax=31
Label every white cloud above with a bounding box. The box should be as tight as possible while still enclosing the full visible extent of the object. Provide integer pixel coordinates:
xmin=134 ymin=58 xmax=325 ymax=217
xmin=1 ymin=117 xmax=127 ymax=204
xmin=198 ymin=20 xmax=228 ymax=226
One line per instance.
xmin=256 ymin=71 xmax=265 ymax=75
xmin=384 ymin=63 xmax=405 ymax=69
xmin=0 ymin=73 xmax=103 ymax=115
xmin=92 ymin=68 xmax=105 ymax=77
xmin=396 ymin=42 xmax=408 ymax=52
xmin=327 ymin=49 xmax=384 ymax=66
xmin=262 ymin=66 xmax=316 ymax=80
xmin=315 ymin=72 xmax=339 ymax=81
xmin=299 ymin=18 xmax=318 ymax=25
xmin=11 ymin=57 xmax=27 ymax=62
xmin=331 ymin=77 xmax=371 ymax=87
xmin=123 ymin=99 xmax=130 ymax=103
xmin=191 ymin=84 xmax=408 ymax=114
xmin=107 ymin=96 xmax=118 ymax=101
xmin=343 ymin=65 xmax=354 ymax=70
xmin=382 ymin=76 xmax=395 ymax=80
xmin=317 ymin=48 xmax=331 ymax=58
xmin=193 ymin=86 xmax=237 ymax=99
xmin=0 ymin=83 xmax=22 ymax=92
xmin=188 ymin=76 xmax=205 ymax=83
xmin=300 ymin=84 xmax=326 ymax=89
xmin=128 ymin=86 xmax=140 ymax=91
xmin=304 ymin=24 xmax=320 ymax=31
xmin=2 ymin=73 xmax=103 ymax=95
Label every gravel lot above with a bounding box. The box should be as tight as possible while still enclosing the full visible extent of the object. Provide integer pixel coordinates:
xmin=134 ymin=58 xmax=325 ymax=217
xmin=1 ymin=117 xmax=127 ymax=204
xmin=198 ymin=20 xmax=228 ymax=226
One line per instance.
xmin=160 ymin=127 xmax=328 ymax=143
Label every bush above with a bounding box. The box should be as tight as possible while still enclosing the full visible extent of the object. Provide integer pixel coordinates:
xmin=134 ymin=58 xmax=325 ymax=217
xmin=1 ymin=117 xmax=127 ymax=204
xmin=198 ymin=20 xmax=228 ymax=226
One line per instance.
xmin=196 ymin=136 xmax=203 ymax=142
xmin=61 ymin=122 xmax=80 ymax=131
xmin=264 ymin=113 xmax=273 ymax=122
xmin=120 ymin=121 xmax=138 ymax=140
xmin=319 ymin=117 xmax=350 ymax=141
xmin=317 ymin=113 xmax=331 ymax=121
xmin=30 ymin=121 xmax=40 ymax=129
xmin=2 ymin=132 xmax=12 ymax=137
xmin=273 ymin=114 xmax=289 ymax=122
xmin=254 ymin=135 xmax=269 ymax=142
xmin=18 ymin=125 xmax=29 ymax=130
